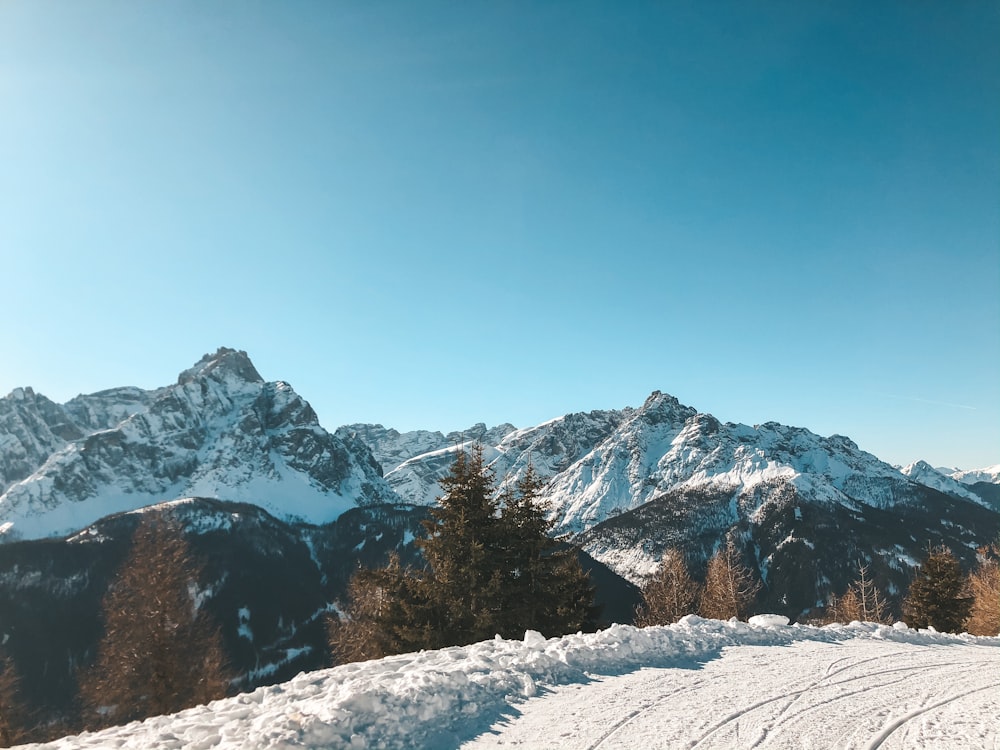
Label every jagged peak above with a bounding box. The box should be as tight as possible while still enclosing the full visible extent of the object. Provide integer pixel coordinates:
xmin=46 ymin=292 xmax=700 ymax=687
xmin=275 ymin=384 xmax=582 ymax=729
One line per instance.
xmin=901 ymin=459 xmax=936 ymax=475
xmin=4 ymin=386 xmax=35 ymax=401
xmin=177 ymin=347 xmax=263 ymax=386
xmin=636 ymin=390 xmax=695 ymax=424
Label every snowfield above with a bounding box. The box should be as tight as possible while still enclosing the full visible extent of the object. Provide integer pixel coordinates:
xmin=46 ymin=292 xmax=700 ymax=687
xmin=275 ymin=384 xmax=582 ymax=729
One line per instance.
xmin=18 ymin=617 xmax=998 ymax=750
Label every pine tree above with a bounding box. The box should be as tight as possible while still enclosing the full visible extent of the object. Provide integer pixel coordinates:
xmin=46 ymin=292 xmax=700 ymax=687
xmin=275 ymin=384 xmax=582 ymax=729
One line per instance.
xmin=698 ymin=538 xmax=761 ymax=621
xmin=903 ymin=546 xmax=972 ymax=633
xmin=417 ymin=444 xmax=505 ymax=646
xmin=965 ymin=545 xmax=1000 ymax=636
xmin=330 ymin=447 xmax=597 ymax=661
xmin=80 ymin=517 xmax=229 ymax=728
xmin=635 ymin=548 xmax=699 ymax=627
xmin=0 ymin=652 xmax=25 ymax=748
xmin=328 ymin=554 xmax=433 ymax=662
xmin=497 ymin=464 xmax=597 ymax=637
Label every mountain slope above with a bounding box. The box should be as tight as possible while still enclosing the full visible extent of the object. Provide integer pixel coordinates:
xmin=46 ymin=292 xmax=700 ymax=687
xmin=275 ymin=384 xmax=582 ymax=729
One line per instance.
xmin=349 ymin=391 xmax=998 ymax=608
xmin=0 ymin=349 xmax=395 ymax=540
xmin=334 ymin=422 xmax=517 ymax=476
xmin=900 ymin=460 xmax=985 ymax=503
xmin=946 ymin=464 xmax=1000 ymax=485
xmin=358 ymin=391 xmax=961 ymax=535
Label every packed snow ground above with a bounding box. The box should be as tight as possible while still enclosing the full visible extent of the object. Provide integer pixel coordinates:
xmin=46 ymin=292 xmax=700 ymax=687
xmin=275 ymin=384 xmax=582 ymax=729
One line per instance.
xmin=19 ymin=617 xmax=999 ymax=750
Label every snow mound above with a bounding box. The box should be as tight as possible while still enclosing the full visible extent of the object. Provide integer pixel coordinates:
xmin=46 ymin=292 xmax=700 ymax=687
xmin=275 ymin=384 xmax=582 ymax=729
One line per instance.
xmin=747 ymin=613 xmax=789 ymax=627
xmin=23 ymin=618 xmax=998 ymax=750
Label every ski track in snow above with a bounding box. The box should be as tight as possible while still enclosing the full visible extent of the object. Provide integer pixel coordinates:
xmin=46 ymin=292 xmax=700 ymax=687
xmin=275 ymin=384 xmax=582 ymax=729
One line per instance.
xmin=463 ymin=640 xmax=999 ymax=750
xmin=16 ymin=618 xmax=999 ymax=750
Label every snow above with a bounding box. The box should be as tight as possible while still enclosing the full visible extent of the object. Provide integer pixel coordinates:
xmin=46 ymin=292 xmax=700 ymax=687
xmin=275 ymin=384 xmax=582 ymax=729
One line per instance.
xmin=17 ymin=618 xmax=998 ymax=750
xmin=900 ymin=460 xmax=986 ymax=504
xmin=945 ymin=463 xmax=1000 ymax=485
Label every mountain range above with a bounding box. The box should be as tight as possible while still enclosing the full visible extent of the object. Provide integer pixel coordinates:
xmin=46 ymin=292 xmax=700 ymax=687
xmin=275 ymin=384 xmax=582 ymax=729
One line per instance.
xmin=1 ymin=348 xmax=997 ymax=718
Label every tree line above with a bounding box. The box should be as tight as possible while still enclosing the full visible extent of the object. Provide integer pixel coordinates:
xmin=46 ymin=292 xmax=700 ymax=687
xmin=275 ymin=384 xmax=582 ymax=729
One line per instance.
xmin=634 ymin=540 xmax=1000 ymax=637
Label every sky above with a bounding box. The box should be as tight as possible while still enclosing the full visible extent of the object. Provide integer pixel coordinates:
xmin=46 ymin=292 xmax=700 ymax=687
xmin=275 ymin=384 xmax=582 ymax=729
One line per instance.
xmin=1 ymin=2 xmax=997 ymax=470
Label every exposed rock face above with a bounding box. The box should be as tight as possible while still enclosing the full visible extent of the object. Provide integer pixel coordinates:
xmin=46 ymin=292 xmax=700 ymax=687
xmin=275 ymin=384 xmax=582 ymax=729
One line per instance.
xmin=334 ymin=421 xmax=517 ymax=476
xmin=354 ymin=390 xmax=960 ymax=533
xmin=575 ymin=477 xmax=998 ymax=616
xmin=0 ymin=387 xmax=84 ymax=493
xmin=900 ymin=460 xmax=985 ymax=504
xmin=0 ymin=348 xmax=395 ymax=540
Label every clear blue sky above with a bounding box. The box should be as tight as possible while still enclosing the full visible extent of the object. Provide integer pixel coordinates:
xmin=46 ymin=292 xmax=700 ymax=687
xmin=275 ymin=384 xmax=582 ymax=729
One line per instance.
xmin=1 ymin=2 xmax=998 ymax=470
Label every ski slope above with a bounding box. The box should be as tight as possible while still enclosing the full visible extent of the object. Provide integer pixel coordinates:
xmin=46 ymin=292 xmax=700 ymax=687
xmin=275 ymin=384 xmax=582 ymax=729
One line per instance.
xmin=463 ymin=635 xmax=997 ymax=749
xmin=17 ymin=617 xmax=999 ymax=750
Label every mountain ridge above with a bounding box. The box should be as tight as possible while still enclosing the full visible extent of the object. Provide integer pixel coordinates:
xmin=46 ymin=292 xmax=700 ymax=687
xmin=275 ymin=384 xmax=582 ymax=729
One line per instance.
xmin=0 ymin=348 xmax=394 ymax=540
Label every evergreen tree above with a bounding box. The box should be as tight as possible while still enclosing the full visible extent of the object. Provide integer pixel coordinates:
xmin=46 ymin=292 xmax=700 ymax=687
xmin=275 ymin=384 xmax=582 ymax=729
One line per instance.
xmin=328 ymin=554 xmax=433 ymax=662
xmin=964 ymin=545 xmax=1000 ymax=636
xmin=417 ymin=444 xmax=505 ymax=646
xmin=635 ymin=548 xmax=699 ymax=627
xmin=903 ymin=546 xmax=972 ymax=633
xmin=698 ymin=538 xmax=761 ymax=621
xmin=330 ymin=447 xmax=597 ymax=661
xmin=496 ymin=464 xmax=597 ymax=637
xmin=80 ymin=517 xmax=229 ymax=728
xmin=0 ymin=652 xmax=25 ymax=748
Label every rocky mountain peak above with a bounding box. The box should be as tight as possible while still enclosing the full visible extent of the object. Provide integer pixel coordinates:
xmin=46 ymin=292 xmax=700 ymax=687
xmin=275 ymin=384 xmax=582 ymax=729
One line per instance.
xmin=636 ymin=390 xmax=695 ymax=425
xmin=177 ymin=347 xmax=263 ymax=387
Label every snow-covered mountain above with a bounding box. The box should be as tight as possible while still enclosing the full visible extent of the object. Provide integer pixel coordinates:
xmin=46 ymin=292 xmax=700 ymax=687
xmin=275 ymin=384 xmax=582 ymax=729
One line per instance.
xmin=375 ymin=409 xmax=628 ymax=506
xmin=900 ymin=460 xmax=985 ymax=503
xmin=942 ymin=464 xmax=1000 ymax=485
xmin=0 ymin=348 xmax=395 ymax=540
xmin=2 ymin=347 xmax=998 ymax=736
xmin=351 ymin=391 xmax=991 ymax=534
xmin=3 ymin=348 xmax=997 ymax=604
xmin=334 ymin=422 xmax=517 ymax=476
xmin=345 ymin=391 xmax=998 ymax=605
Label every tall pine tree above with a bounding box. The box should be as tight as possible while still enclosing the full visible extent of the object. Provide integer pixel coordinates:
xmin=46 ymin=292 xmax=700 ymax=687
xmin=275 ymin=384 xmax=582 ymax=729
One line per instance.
xmin=903 ymin=546 xmax=972 ymax=633
xmin=496 ymin=463 xmax=596 ymax=637
xmin=80 ymin=517 xmax=229 ymax=728
xmin=0 ymin=652 xmax=25 ymax=748
xmin=417 ymin=444 xmax=505 ymax=646
xmin=330 ymin=446 xmax=597 ymax=661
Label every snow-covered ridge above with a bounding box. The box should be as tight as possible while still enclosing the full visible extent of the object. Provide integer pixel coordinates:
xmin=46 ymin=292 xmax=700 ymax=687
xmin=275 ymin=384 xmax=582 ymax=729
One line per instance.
xmin=0 ymin=348 xmax=394 ymax=540
xmin=3 ymin=348 xmax=996 ymax=546
xmin=941 ymin=463 xmax=1000 ymax=485
xmin=900 ymin=460 xmax=983 ymax=503
xmin=24 ymin=618 xmax=999 ymax=750
xmin=363 ymin=390 xmax=961 ymax=534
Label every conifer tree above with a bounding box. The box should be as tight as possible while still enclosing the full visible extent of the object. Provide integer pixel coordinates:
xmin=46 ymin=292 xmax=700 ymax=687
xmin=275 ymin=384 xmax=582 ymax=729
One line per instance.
xmin=0 ymin=652 xmax=25 ymax=748
xmin=903 ymin=546 xmax=972 ymax=633
xmin=417 ymin=444 xmax=505 ymax=646
xmin=328 ymin=554 xmax=433 ymax=662
xmin=330 ymin=447 xmax=597 ymax=661
xmin=496 ymin=464 xmax=597 ymax=637
xmin=80 ymin=517 xmax=229 ymax=728
xmin=964 ymin=544 xmax=1000 ymax=636
xmin=635 ymin=548 xmax=699 ymax=627
xmin=698 ymin=538 xmax=761 ymax=621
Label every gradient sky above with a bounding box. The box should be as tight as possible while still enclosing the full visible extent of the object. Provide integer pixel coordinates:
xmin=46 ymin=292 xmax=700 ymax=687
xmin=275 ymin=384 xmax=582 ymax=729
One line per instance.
xmin=1 ymin=2 xmax=998 ymax=470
